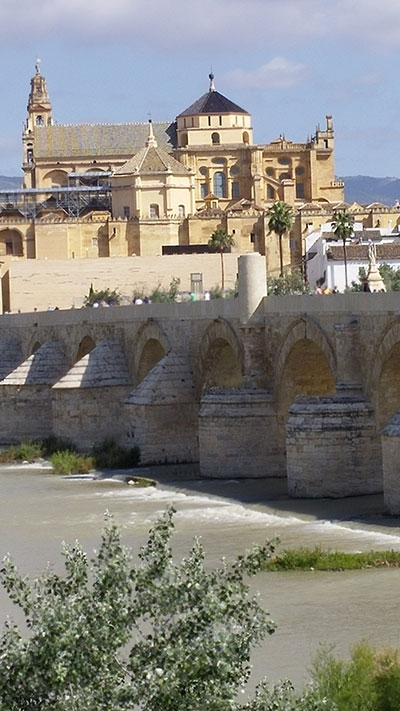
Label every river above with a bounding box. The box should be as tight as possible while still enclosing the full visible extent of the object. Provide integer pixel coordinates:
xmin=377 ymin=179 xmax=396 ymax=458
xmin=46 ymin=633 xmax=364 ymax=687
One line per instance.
xmin=1 ymin=464 xmax=400 ymax=687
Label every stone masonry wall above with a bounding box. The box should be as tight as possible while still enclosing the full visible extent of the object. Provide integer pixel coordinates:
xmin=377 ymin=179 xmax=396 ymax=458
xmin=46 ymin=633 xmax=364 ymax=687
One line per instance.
xmin=0 ymin=385 xmax=54 ymax=443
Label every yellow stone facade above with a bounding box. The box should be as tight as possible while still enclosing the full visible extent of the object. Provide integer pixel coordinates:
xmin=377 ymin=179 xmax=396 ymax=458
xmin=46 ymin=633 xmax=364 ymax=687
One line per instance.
xmin=0 ymin=64 xmax=359 ymax=280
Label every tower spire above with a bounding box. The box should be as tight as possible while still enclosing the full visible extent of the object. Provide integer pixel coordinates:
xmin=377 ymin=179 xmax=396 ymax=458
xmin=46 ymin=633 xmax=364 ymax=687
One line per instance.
xmin=145 ymin=119 xmax=157 ymax=148
xmin=209 ymin=71 xmax=215 ymax=92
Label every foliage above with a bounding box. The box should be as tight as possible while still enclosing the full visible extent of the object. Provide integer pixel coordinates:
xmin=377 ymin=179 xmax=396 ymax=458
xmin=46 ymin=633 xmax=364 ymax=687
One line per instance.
xmin=311 ymin=642 xmax=400 ymax=711
xmin=267 ymin=269 xmax=309 ymax=295
xmin=41 ymin=436 xmax=77 ymax=457
xmin=264 ymin=546 xmax=400 ymax=571
xmin=0 ymin=508 xmax=277 ymax=710
xmin=0 ymin=440 xmax=44 ymax=463
xmin=150 ymin=277 xmax=181 ymax=303
xmin=378 ymin=263 xmax=400 ymax=291
xmin=50 ymin=450 xmax=94 ymax=475
xmin=331 ymin=210 xmax=355 ymax=289
xmin=267 ymin=201 xmax=293 ymax=276
xmin=241 ymin=678 xmax=336 ymax=711
xmin=91 ymin=438 xmax=141 ymax=469
xmin=84 ymin=286 xmax=121 ymax=307
xmin=208 ymin=228 xmax=235 ymax=291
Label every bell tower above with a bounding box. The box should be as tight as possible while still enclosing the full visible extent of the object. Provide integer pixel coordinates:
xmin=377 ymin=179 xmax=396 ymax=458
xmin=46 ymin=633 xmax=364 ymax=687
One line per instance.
xmin=22 ymin=59 xmax=53 ymax=187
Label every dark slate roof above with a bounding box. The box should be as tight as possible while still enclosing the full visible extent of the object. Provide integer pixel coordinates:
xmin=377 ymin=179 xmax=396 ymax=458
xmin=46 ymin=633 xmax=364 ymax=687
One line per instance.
xmin=33 ymin=121 xmax=177 ymax=159
xmin=327 ymin=244 xmax=400 ymax=260
xmin=177 ymin=90 xmax=248 ymax=117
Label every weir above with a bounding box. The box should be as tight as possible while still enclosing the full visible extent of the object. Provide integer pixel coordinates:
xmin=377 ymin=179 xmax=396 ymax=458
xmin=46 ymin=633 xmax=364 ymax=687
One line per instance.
xmin=1 ymin=253 xmax=400 ymax=509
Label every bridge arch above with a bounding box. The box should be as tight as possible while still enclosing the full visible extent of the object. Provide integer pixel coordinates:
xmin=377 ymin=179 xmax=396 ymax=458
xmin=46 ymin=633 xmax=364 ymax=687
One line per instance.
xmin=368 ymin=320 xmax=400 ymax=430
xmin=197 ymin=319 xmax=244 ymax=393
xmin=75 ymin=335 xmax=96 ymax=362
xmin=132 ymin=320 xmax=170 ymax=384
xmin=275 ymin=319 xmax=336 ymax=453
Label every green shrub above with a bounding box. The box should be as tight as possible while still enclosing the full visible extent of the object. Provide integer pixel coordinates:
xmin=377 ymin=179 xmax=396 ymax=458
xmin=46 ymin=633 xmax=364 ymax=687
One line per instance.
xmin=91 ymin=438 xmax=140 ymax=469
xmin=41 ymin=435 xmax=77 ymax=457
xmin=0 ymin=440 xmax=44 ymax=463
xmin=50 ymin=451 xmax=93 ymax=475
xmin=264 ymin=547 xmax=400 ymax=571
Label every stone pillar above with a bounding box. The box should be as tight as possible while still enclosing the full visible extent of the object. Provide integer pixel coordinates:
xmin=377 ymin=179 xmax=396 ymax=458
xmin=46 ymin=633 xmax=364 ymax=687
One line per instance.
xmin=238 ymin=253 xmax=267 ymax=324
xmin=286 ymin=396 xmax=382 ymax=498
xmin=382 ymin=411 xmax=400 ymax=514
xmin=199 ymin=388 xmax=283 ymax=478
xmin=334 ymin=321 xmax=362 ymax=394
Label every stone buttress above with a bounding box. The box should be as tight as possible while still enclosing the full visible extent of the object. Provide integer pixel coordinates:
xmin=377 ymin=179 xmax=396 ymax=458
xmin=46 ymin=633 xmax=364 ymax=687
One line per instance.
xmin=124 ymin=351 xmax=197 ymax=464
xmin=0 ymin=341 xmax=68 ymax=442
xmin=52 ymin=339 xmax=131 ymax=451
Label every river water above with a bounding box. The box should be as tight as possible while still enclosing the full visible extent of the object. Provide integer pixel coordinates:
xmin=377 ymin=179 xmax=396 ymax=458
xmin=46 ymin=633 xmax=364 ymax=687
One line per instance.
xmin=1 ymin=465 xmax=400 ymax=687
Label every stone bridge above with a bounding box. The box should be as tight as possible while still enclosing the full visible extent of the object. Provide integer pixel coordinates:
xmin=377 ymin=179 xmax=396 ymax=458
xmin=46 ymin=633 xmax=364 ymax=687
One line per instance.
xmin=2 ymin=254 xmax=400 ymax=512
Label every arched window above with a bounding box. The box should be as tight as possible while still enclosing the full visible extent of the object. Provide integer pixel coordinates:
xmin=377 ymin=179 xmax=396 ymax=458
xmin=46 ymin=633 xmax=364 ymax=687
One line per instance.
xmin=213 ymin=171 xmax=226 ymax=198
xmin=242 ymin=131 xmax=249 ymax=144
xmin=36 ymin=115 xmax=44 ymax=126
xmin=178 ymin=204 xmax=185 ymax=217
xmin=211 ymin=132 xmax=220 ymax=145
xmin=149 ymin=204 xmax=159 ymax=218
xmin=180 ymin=132 xmax=188 ymax=147
xmin=267 ymin=185 xmax=276 ymax=200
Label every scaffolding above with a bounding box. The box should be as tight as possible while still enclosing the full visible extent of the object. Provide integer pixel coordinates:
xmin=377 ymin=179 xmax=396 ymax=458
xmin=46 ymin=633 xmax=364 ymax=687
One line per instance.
xmin=0 ymin=185 xmax=111 ymax=219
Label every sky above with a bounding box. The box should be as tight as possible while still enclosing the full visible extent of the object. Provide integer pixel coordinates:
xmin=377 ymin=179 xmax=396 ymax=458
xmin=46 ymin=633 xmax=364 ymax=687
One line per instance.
xmin=0 ymin=0 xmax=399 ymax=178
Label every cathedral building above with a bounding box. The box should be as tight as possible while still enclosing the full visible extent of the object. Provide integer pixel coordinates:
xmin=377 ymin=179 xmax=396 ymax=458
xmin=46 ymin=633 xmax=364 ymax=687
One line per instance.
xmin=1 ymin=62 xmax=347 ymax=275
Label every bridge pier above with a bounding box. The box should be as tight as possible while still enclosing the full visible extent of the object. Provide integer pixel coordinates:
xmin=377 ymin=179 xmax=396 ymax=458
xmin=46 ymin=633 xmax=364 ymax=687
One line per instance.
xmin=286 ymin=396 xmax=382 ymax=497
xmin=382 ymin=411 xmax=400 ymax=514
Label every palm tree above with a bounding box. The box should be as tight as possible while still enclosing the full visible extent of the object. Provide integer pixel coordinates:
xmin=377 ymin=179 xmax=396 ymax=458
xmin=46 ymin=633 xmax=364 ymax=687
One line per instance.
xmin=331 ymin=209 xmax=354 ymax=290
xmin=208 ymin=228 xmax=235 ymax=292
xmin=267 ymin=201 xmax=293 ymax=276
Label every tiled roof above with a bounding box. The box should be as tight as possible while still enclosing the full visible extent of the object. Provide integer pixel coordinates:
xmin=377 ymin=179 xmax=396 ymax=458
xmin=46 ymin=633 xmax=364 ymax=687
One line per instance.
xmin=33 ymin=121 xmax=177 ymax=159
xmin=327 ymin=244 xmax=400 ymax=260
xmin=178 ymin=90 xmax=248 ymax=117
xmin=115 ymin=145 xmax=189 ymax=176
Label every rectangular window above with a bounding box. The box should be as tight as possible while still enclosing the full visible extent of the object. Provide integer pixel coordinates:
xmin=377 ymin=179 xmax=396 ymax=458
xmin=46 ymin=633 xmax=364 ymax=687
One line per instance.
xmin=191 ymin=272 xmax=203 ymax=294
xmin=296 ymin=183 xmax=305 ymax=199
xmin=91 ymin=237 xmax=98 ymax=247
xmin=208 ymin=116 xmax=211 ymax=126
xmin=200 ymin=183 xmax=208 ymax=199
xmin=250 ymin=233 xmax=255 ymax=244
xmin=123 ymin=206 xmax=130 ymax=218
xmin=219 ymin=115 xmax=222 ymax=126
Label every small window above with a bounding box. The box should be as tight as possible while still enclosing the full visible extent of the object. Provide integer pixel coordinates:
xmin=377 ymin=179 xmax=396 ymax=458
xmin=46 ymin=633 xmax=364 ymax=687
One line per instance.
xmin=295 ymin=166 xmax=305 ymax=175
xmin=230 ymin=166 xmax=239 ymax=175
xmin=183 ymin=118 xmax=187 ymax=128
xmin=92 ymin=237 xmax=98 ymax=247
xmin=149 ymin=204 xmax=159 ymax=218
xmin=242 ymin=131 xmax=249 ymax=144
xmin=211 ymin=132 xmax=220 ymax=144
xmin=280 ymin=173 xmax=291 ymax=180
xmin=323 ymin=139 xmax=329 ymax=148
xmin=199 ymin=166 xmax=208 ymax=176
xmin=296 ymin=183 xmax=305 ymax=199
xmin=290 ymin=238 xmax=296 ymax=250
xmin=278 ymin=157 xmax=290 ymax=165
xmin=212 ymin=157 xmax=225 ymax=164
xmin=200 ymin=183 xmax=208 ymax=199
xmin=181 ymin=132 xmax=188 ymax=146
xmin=190 ymin=272 xmax=203 ymax=294
xmin=27 ymin=149 xmax=33 ymax=163
xmin=219 ymin=115 xmax=222 ymax=126
xmin=123 ymin=206 xmax=130 ymax=218
xmin=36 ymin=115 xmax=44 ymax=126
xmin=266 ymin=167 xmax=275 ymax=177
xmin=267 ymin=185 xmax=275 ymax=200
xmin=178 ymin=204 xmax=185 ymax=217
xmin=250 ymin=233 xmax=255 ymax=243
xmin=208 ymin=116 xmax=211 ymax=126
xmin=232 ymin=182 xmax=239 ymax=199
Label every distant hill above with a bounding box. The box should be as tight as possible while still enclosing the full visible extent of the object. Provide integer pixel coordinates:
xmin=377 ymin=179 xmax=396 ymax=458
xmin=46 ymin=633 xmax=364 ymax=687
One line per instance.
xmin=0 ymin=175 xmax=23 ymax=190
xmin=0 ymin=174 xmax=399 ymax=207
xmin=341 ymin=175 xmax=400 ymax=206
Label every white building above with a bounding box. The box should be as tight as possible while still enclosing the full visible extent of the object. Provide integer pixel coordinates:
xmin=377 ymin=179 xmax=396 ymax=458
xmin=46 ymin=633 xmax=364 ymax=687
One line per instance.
xmin=306 ymin=221 xmax=400 ymax=291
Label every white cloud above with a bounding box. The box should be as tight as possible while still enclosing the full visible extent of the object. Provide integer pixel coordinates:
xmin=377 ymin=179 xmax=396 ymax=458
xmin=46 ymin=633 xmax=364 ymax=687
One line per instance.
xmin=0 ymin=0 xmax=399 ymax=50
xmin=224 ymin=58 xmax=308 ymax=90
